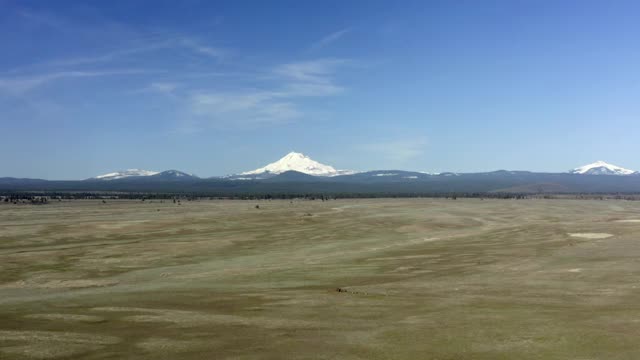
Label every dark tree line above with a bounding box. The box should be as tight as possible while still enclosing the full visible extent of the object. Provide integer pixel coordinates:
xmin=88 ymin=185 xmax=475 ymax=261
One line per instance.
xmin=3 ymin=190 xmax=640 ymax=203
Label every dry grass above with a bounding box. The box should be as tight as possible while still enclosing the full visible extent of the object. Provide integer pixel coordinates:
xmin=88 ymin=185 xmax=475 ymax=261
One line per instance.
xmin=1 ymin=198 xmax=640 ymax=359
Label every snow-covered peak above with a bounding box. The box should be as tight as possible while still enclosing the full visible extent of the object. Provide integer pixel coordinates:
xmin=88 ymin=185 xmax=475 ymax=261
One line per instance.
xmin=92 ymin=169 xmax=159 ymax=180
xmin=570 ymin=161 xmax=636 ymax=175
xmin=240 ymin=151 xmax=355 ymax=177
xmin=159 ymin=170 xmax=193 ymax=177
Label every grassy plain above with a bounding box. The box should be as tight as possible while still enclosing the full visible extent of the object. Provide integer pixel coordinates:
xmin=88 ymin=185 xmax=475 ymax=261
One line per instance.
xmin=1 ymin=198 xmax=640 ymax=359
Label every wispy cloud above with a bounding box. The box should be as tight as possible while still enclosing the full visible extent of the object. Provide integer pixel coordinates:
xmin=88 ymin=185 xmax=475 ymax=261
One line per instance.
xmin=130 ymin=82 xmax=181 ymax=97
xmin=275 ymin=58 xmax=346 ymax=82
xmin=6 ymin=11 xmax=228 ymax=74
xmin=360 ymin=137 xmax=428 ymax=164
xmin=17 ymin=9 xmax=69 ymax=31
xmin=16 ymin=37 xmax=228 ymax=72
xmin=274 ymin=59 xmax=346 ymax=96
xmin=40 ymin=42 xmax=171 ymax=69
xmin=178 ymin=38 xmax=229 ymax=61
xmin=280 ymin=82 xmax=343 ymax=97
xmin=310 ymin=28 xmax=351 ymax=51
xmin=0 ymin=70 xmax=151 ymax=95
xmin=12 ymin=8 xmax=229 ymax=69
xmin=191 ymin=91 xmax=300 ymax=126
xmin=148 ymin=82 xmax=179 ymax=94
xmin=1 ymin=34 xmax=227 ymax=96
xmin=7 ymin=8 xmax=353 ymax=131
xmin=188 ymin=59 xmax=348 ymax=127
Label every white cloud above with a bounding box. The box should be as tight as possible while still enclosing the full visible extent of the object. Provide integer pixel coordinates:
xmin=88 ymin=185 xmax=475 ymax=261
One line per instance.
xmin=280 ymin=82 xmax=343 ymax=97
xmin=6 ymin=9 xmax=351 ymax=131
xmin=9 ymin=36 xmax=227 ymax=74
xmin=149 ymin=82 xmax=178 ymax=94
xmin=177 ymin=38 xmax=229 ymax=61
xmin=189 ymin=59 xmax=348 ymax=127
xmin=273 ymin=59 xmax=346 ymax=97
xmin=190 ymin=91 xmax=300 ymax=126
xmin=36 ymin=42 xmax=171 ymax=69
xmin=131 ymin=82 xmax=180 ymax=96
xmin=9 ymin=9 xmax=228 ymax=75
xmin=192 ymin=92 xmax=274 ymax=113
xmin=0 ymin=70 xmax=150 ymax=95
xmin=310 ymin=28 xmax=351 ymax=51
xmin=274 ymin=59 xmax=346 ymax=82
xmin=18 ymin=9 xmax=68 ymax=30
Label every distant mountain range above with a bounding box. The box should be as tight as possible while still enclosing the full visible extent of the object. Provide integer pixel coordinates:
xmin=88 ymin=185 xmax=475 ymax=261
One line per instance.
xmin=89 ymin=153 xmax=639 ymax=181
xmin=2 ymin=153 xmax=639 ymax=195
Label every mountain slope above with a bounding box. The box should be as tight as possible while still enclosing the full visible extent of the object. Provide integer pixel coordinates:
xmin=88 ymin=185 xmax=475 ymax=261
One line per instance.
xmin=91 ymin=169 xmax=159 ymax=181
xmin=262 ymin=170 xmax=327 ymax=182
xmin=570 ymin=161 xmax=636 ymax=176
xmin=149 ymin=170 xmax=198 ymax=180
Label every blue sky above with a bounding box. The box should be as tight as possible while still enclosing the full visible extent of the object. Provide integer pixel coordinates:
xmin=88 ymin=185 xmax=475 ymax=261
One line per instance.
xmin=2 ymin=0 xmax=640 ymax=179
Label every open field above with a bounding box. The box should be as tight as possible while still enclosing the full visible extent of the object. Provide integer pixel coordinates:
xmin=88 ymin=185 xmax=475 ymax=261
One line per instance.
xmin=1 ymin=198 xmax=640 ymax=359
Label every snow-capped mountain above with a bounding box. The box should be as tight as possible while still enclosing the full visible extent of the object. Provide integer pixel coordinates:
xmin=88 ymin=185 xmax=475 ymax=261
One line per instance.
xmin=91 ymin=169 xmax=159 ymax=181
xmin=238 ymin=151 xmax=355 ymax=178
xmin=157 ymin=170 xmax=194 ymax=178
xmin=570 ymin=161 xmax=637 ymax=176
xmin=90 ymin=169 xmax=198 ymax=181
xmin=149 ymin=170 xmax=198 ymax=180
xmin=83 ymin=158 xmax=638 ymax=182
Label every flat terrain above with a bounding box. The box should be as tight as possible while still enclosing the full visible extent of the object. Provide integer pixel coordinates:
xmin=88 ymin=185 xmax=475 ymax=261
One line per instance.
xmin=1 ymin=198 xmax=640 ymax=359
